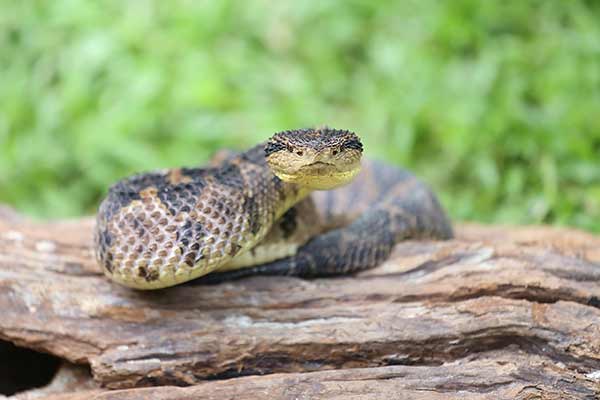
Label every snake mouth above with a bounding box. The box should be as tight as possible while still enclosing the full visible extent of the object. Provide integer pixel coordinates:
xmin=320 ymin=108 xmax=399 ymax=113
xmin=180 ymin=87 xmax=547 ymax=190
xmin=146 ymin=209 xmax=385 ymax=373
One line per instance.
xmin=301 ymin=161 xmax=338 ymax=173
xmin=275 ymin=161 xmax=361 ymax=190
xmin=307 ymin=161 xmax=334 ymax=167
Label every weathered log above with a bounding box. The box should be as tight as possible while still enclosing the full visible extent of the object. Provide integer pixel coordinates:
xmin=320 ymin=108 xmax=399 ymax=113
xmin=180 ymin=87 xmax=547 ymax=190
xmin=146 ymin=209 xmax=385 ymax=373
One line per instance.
xmin=10 ymin=352 xmax=600 ymax=400
xmin=1 ymin=211 xmax=599 ymax=398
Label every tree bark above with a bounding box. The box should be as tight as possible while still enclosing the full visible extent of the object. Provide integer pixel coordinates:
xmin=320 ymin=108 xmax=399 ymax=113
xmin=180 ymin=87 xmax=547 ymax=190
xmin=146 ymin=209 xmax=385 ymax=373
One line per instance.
xmin=1 ymin=212 xmax=599 ymax=399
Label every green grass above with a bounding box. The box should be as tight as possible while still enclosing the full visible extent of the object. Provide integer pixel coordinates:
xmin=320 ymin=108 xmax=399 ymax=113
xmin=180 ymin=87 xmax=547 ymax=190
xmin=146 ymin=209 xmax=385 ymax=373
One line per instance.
xmin=1 ymin=1 xmax=600 ymax=231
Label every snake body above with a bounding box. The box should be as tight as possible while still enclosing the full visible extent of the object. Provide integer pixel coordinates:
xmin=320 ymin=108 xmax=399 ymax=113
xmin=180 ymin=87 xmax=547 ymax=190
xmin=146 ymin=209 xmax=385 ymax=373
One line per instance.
xmin=95 ymin=128 xmax=453 ymax=289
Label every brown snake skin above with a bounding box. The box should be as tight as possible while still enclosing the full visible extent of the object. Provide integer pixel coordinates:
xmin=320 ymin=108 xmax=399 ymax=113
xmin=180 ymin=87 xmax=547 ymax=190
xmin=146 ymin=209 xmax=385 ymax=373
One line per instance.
xmin=95 ymin=128 xmax=453 ymax=289
xmin=198 ymin=158 xmax=454 ymax=284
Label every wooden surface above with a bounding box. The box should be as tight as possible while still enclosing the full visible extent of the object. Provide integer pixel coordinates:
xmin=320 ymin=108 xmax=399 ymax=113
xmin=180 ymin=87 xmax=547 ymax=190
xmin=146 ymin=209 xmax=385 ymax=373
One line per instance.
xmin=1 ymin=211 xmax=599 ymax=399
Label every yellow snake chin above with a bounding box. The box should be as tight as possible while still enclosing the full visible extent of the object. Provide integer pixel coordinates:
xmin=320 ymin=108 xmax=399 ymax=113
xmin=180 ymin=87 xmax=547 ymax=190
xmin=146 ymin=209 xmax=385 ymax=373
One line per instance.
xmin=273 ymin=164 xmax=362 ymax=190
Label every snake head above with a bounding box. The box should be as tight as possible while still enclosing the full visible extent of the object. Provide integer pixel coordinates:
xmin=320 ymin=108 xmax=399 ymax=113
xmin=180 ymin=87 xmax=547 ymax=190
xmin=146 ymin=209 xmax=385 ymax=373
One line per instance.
xmin=265 ymin=127 xmax=363 ymax=190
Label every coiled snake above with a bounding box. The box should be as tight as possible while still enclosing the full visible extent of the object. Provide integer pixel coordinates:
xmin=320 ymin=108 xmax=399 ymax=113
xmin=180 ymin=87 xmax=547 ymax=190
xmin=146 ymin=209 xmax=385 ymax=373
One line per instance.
xmin=95 ymin=128 xmax=453 ymax=289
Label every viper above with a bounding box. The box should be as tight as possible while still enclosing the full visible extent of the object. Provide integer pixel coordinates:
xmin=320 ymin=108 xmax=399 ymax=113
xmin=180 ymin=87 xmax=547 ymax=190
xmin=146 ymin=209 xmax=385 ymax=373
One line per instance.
xmin=95 ymin=127 xmax=453 ymax=289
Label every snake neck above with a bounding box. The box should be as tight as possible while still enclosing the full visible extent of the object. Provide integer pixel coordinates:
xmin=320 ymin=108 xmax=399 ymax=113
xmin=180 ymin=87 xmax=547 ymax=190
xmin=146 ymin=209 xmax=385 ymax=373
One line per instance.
xmin=236 ymin=143 xmax=314 ymax=220
xmin=275 ymin=183 xmax=312 ymax=219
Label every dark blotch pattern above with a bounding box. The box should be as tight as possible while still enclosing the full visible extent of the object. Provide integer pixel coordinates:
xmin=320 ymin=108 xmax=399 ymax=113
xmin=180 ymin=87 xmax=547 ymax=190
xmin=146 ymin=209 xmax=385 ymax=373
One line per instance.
xmin=96 ymin=230 xmax=114 ymax=273
xmin=279 ymin=207 xmax=298 ymax=239
xmin=240 ymin=144 xmax=269 ymax=166
xmin=178 ymin=220 xmax=205 ymax=266
xmin=157 ymin=181 xmax=205 ymax=216
xmin=137 ymin=266 xmax=159 ymax=282
xmin=180 ymin=167 xmax=211 ymax=180
xmin=244 ymin=195 xmax=262 ymax=235
xmin=213 ymin=163 xmax=245 ymax=191
xmin=229 ymin=243 xmax=242 ymax=257
xmin=271 ymin=175 xmax=286 ymax=201
xmin=99 ymin=180 xmax=143 ymax=224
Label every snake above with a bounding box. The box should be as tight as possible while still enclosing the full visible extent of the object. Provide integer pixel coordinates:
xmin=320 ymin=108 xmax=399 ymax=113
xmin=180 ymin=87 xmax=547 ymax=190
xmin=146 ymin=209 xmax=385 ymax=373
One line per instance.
xmin=94 ymin=128 xmax=453 ymax=289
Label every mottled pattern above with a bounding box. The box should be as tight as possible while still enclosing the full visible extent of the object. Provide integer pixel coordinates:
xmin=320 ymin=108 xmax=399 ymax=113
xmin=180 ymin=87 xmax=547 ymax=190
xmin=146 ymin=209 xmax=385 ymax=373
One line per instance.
xmin=95 ymin=129 xmax=453 ymax=289
xmin=95 ymin=144 xmax=305 ymax=289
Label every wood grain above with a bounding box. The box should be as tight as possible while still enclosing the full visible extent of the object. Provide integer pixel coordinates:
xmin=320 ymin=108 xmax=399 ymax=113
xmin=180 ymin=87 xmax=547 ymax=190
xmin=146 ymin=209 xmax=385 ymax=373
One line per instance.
xmin=1 ymin=212 xmax=599 ymax=398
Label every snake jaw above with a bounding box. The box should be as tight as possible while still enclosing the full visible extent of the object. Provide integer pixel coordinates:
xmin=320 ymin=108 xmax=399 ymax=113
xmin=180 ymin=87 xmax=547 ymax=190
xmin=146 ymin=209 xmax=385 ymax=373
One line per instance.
xmin=268 ymin=153 xmax=362 ymax=190
xmin=270 ymin=155 xmax=362 ymax=190
xmin=282 ymin=166 xmax=362 ymax=190
xmin=304 ymin=161 xmax=335 ymax=169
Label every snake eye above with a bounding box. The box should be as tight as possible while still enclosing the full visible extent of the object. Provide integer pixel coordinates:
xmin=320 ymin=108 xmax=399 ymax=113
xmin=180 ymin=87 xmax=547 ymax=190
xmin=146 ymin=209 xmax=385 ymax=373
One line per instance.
xmin=296 ymin=151 xmax=303 ymax=156
xmin=332 ymin=149 xmax=339 ymax=156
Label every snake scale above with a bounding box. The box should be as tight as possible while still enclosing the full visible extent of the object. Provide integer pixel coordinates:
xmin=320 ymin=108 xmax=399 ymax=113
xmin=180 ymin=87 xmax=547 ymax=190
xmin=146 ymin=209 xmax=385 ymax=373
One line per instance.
xmin=95 ymin=128 xmax=453 ymax=289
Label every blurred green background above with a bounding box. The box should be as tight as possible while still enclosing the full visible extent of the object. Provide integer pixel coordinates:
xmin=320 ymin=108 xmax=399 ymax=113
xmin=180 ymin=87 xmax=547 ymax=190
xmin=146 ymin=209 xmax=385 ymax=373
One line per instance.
xmin=1 ymin=1 xmax=599 ymax=231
